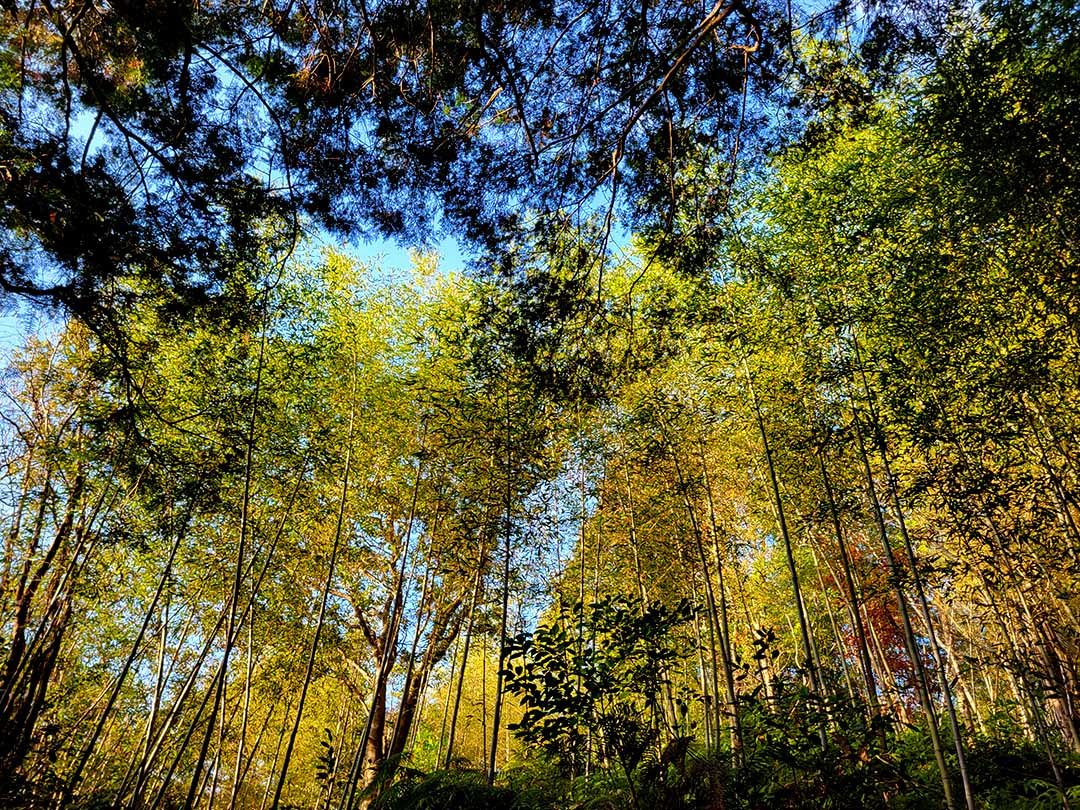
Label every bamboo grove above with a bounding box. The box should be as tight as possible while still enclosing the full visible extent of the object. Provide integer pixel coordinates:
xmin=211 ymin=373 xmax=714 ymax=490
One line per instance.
xmin=2 ymin=0 xmax=1080 ymax=808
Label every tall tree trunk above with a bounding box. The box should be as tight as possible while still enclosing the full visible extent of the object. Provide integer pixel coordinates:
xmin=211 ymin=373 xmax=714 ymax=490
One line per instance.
xmin=185 ymin=321 xmax=268 ymax=810
xmin=815 ymin=448 xmax=880 ymax=716
xmin=807 ymin=541 xmax=858 ymax=703
xmin=388 ymin=598 xmax=463 ymax=763
xmin=444 ymin=531 xmax=486 ymax=770
xmin=2 ymin=471 xmax=94 ymax=793
xmin=270 ymin=403 xmax=354 ymax=810
xmin=340 ymin=424 xmax=426 ymax=810
xmin=851 ymin=334 xmax=975 ymax=810
xmin=63 ymin=514 xmax=186 ymax=805
xmin=436 ymin=634 xmax=460 ymax=768
xmin=698 ymin=440 xmax=744 ymax=757
xmin=845 ymin=347 xmax=957 ymax=810
xmin=689 ymin=574 xmax=714 ymax=749
xmin=488 ymin=381 xmax=514 ymax=785
xmin=741 ymin=363 xmax=822 ymax=707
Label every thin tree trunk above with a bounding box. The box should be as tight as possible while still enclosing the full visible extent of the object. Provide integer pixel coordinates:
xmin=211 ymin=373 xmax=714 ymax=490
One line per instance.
xmin=185 ymin=321 xmax=269 ymax=810
xmin=270 ymin=404 xmax=354 ymax=810
xmin=226 ymin=611 xmax=255 ymax=810
xmin=622 ymin=465 xmax=649 ymax=605
xmin=444 ymin=530 xmax=486 ymax=770
xmin=488 ymin=381 xmax=514 ymax=785
xmin=845 ymin=346 xmax=957 ymax=810
xmin=741 ymin=363 xmax=822 ymax=708
xmin=341 ymin=418 xmax=429 ymax=810
xmin=698 ymin=441 xmax=744 ymax=757
xmin=437 ymin=634 xmax=460 ymax=767
xmin=850 ymin=334 xmax=975 ymax=810
xmin=808 ymin=541 xmax=857 ymax=702
xmin=690 ymin=574 xmax=714 ymax=749
xmin=815 ymin=448 xmax=880 ymax=715
xmin=62 ymin=518 xmax=186 ymax=804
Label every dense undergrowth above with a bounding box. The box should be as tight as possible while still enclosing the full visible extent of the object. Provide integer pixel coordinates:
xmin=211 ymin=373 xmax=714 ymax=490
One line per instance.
xmin=371 ymin=726 xmax=1080 ymax=810
xmin=9 ymin=727 xmax=1076 ymax=810
xmin=367 ymin=667 xmax=1080 ymax=810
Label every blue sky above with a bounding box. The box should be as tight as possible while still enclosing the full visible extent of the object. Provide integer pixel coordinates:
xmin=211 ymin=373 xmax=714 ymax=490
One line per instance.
xmin=0 ymin=232 xmax=471 ymax=360
xmin=337 ymin=233 xmax=468 ymax=275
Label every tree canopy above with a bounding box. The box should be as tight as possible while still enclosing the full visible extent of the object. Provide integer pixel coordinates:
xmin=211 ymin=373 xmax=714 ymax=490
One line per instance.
xmin=1 ymin=0 xmax=955 ymax=320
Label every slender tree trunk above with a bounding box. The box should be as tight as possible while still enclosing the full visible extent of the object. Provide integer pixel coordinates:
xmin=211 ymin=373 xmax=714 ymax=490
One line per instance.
xmin=845 ymin=348 xmax=957 ymax=810
xmin=815 ymin=448 xmax=880 ymax=716
xmin=698 ymin=440 xmax=744 ymax=757
xmin=120 ymin=591 xmax=169 ymax=802
xmin=481 ymin=635 xmax=489 ymax=768
xmin=488 ymin=382 xmax=514 ymax=785
xmin=577 ymin=452 xmax=589 ymax=775
xmin=340 ymin=423 xmax=427 ymax=810
xmin=444 ymin=532 xmax=486 ymax=770
xmin=690 ymin=574 xmax=713 ymax=749
xmin=807 ymin=541 xmax=857 ymax=702
xmin=622 ymin=465 xmax=649 ymax=605
xmin=62 ymin=518 xmax=186 ymax=804
xmin=388 ymin=598 xmax=463 ymax=763
xmin=741 ymin=363 xmax=822 ymax=709
xmin=732 ymin=562 xmax=775 ymax=706
xmin=226 ymin=612 xmax=255 ymax=810
xmin=270 ymin=404 xmax=354 ymax=810
xmin=850 ymin=334 xmax=975 ymax=810
xmin=258 ymin=693 xmax=294 ymax=810
xmin=437 ymin=635 xmax=460 ymax=767
xmin=132 ymin=462 xmax=306 ymax=810
xmin=185 ymin=320 xmax=269 ymax=810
